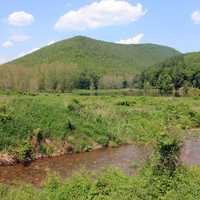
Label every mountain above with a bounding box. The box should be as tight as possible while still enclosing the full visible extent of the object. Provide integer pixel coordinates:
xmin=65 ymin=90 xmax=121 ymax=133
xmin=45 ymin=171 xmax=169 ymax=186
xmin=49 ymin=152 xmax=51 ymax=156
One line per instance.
xmin=4 ymin=36 xmax=181 ymax=74
xmin=184 ymin=51 xmax=200 ymax=67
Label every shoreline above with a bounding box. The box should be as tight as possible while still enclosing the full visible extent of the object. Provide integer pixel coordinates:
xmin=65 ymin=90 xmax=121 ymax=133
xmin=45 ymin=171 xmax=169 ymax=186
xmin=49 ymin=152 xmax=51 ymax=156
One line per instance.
xmin=0 ymin=143 xmax=121 ymax=167
xmin=0 ymin=141 xmax=148 ymax=167
xmin=0 ymin=144 xmax=104 ymax=167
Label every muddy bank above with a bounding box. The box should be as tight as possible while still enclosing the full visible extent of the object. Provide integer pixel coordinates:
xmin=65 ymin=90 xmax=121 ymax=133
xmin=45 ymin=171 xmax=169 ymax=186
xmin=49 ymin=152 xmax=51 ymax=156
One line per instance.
xmin=0 ymin=144 xmax=152 ymax=186
xmin=0 ymin=134 xmax=140 ymax=167
xmin=0 ymin=154 xmax=16 ymax=166
xmin=0 ymin=137 xmax=105 ymax=167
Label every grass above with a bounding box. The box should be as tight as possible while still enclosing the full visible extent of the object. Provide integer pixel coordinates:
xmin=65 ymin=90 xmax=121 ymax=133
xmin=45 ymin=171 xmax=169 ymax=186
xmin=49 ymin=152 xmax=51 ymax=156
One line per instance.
xmin=0 ymin=93 xmax=200 ymax=158
xmin=72 ymin=88 xmax=160 ymax=96
xmin=1 ymin=166 xmax=200 ymax=200
xmin=0 ymin=93 xmax=200 ymax=199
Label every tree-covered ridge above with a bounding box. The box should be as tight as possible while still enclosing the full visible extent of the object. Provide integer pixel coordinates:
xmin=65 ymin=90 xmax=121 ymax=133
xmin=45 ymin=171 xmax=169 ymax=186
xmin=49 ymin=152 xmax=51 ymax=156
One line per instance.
xmin=137 ymin=52 xmax=200 ymax=95
xmin=5 ymin=36 xmax=180 ymax=74
xmin=0 ymin=36 xmax=181 ymax=92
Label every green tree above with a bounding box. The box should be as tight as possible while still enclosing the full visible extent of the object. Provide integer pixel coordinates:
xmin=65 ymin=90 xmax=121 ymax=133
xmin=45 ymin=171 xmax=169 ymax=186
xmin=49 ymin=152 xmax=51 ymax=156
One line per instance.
xmin=91 ymin=72 xmax=100 ymax=90
xmin=157 ymin=73 xmax=174 ymax=95
xmin=77 ymin=71 xmax=91 ymax=89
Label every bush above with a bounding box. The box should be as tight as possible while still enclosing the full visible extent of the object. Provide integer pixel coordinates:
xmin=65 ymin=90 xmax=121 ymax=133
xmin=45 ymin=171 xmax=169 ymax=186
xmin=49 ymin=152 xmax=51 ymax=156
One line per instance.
xmin=67 ymin=99 xmax=82 ymax=112
xmin=0 ymin=113 xmax=12 ymax=123
xmin=17 ymin=141 xmax=34 ymax=162
xmin=39 ymin=144 xmax=55 ymax=156
xmin=96 ymin=136 xmax=109 ymax=147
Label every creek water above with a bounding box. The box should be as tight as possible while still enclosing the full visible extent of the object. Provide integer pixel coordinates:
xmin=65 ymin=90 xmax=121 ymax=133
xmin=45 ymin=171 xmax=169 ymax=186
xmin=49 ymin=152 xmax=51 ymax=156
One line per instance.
xmin=1 ymin=135 xmax=200 ymax=187
xmin=0 ymin=144 xmax=150 ymax=186
xmin=181 ymin=136 xmax=200 ymax=165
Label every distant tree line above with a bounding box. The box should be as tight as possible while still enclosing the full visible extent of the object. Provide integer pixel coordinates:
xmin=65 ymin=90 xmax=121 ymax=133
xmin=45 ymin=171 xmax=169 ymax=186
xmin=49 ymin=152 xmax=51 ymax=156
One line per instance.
xmin=0 ymin=63 xmax=133 ymax=93
xmin=135 ymin=55 xmax=200 ymax=95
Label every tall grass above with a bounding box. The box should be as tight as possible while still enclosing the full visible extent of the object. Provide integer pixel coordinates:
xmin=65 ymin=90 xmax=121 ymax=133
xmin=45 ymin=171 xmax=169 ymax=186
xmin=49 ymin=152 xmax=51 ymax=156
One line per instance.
xmin=0 ymin=95 xmax=200 ymax=157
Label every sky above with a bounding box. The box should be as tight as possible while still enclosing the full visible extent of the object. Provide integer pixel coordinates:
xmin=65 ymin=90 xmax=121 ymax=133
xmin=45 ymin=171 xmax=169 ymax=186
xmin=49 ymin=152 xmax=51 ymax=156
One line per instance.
xmin=1 ymin=0 xmax=200 ymax=64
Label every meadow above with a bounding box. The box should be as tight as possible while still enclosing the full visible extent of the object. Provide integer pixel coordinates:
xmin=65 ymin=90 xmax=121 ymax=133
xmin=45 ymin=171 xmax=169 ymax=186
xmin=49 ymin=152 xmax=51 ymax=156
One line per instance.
xmin=1 ymin=93 xmax=200 ymax=200
xmin=0 ymin=92 xmax=200 ymax=162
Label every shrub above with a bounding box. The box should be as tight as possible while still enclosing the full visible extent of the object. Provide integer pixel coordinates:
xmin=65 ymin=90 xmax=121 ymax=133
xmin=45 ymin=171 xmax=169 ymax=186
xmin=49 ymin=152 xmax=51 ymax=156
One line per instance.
xmin=0 ymin=104 xmax=7 ymax=113
xmin=79 ymin=140 xmax=92 ymax=152
xmin=96 ymin=136 xmax=109 ymax=147
xmin=117 ymin=100 xmax=136 ymax=106
xmin=0 ymin=113 xmax=12 ymax=123
xmin=17 ymin=140 xmax=34 ymax=162
xmin=39 ymin=144 xmax=55 ymax=156
xmin=66 ymin=119 xmax=76 ymax=132
xmin=67 ymin=99 xmax=82 ymax=112
xmin=32 ymin=128 xmax=44 ymax=144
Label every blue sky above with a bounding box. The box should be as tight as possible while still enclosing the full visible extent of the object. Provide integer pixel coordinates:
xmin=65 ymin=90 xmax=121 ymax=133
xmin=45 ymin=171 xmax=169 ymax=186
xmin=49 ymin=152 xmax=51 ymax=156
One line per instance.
xmin=1 ymin=0 xmax=200 ymax=64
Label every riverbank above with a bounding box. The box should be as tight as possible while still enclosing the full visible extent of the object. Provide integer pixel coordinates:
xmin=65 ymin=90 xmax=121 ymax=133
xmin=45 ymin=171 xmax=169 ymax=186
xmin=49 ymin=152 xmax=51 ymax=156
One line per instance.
xmin=0 ymin=140 xmax=129 ymax=167
xmin=0 ymin=94 xmax=200 ymax=166
xmin=1 ymin=138 xmax=200 ymax=200
xmin=0 ymin=144 xmax=153 ymax=186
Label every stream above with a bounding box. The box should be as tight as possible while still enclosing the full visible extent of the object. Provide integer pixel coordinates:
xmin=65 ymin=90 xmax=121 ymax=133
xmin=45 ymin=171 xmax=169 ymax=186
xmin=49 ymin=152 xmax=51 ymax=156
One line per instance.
xmin=181 ymin=136 xmax=200 ymax=165
xmin=1 ymin=136 xmax=199 ymax=187
xmin=0 ymin=144 xmax=150 ymax=186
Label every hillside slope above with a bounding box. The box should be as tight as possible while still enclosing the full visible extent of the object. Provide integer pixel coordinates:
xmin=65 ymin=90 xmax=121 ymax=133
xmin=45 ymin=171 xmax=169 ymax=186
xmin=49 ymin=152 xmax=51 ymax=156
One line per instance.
xmin=137 ymin=52 xmax=200 ymax=94
xmin=184 ymin=51 xmax=200 ymax=67
xmin=5 ymin=36 xmax=181 ymax=74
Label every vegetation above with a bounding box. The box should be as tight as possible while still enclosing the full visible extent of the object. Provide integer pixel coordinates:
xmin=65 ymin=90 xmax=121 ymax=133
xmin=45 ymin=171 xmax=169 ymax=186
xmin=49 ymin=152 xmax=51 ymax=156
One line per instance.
xmin=0 ymin=30 xmax=199 ymax=200
xmin=1 ymin=136 xmax=200 ymax=200
xmin=0 ymin=36 xmax=180 ymax=92
xmin=0 ymin=92 xmax=200 ymax=199
xmin=5 ymin=36 xmax=180 ymax=73
xmin=136 ymin=52 xmax=200 ymax=95
xmin=0 ymin=93 xmax=200 ymax=161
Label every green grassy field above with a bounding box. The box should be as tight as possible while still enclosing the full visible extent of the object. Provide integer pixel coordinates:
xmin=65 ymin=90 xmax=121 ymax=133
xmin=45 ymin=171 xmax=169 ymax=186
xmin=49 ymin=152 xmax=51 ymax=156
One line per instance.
xmin=0 ymin=93 xmax=200 ymax=160
xmin=1 ymin=93 xmax=200 ymax=199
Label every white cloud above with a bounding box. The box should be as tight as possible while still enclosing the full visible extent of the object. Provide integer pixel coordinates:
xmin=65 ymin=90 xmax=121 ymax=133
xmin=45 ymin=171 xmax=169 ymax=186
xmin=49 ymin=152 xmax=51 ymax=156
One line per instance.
xmin=1 ymin=34 xmax=31 ymax=51
xmin=2 ymin=41 xmax=14 ymax=48
xmin=10 ymin=34 xmax=31 ymax=43
xmin=8 ymin=11 xmax=34 ymax=26
xmin=118 ymin=33 xmax=144 ymax=44
xmin=55 ymin=0 xmax=147 ymax=31
xmin=192 ymin=11 xmax=200 ymax=24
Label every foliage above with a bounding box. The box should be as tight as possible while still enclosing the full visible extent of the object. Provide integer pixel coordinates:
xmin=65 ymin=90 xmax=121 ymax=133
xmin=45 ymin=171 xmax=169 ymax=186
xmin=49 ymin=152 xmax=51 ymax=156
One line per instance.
xmin=0 ymin=36 xmax=180 ymax=91
xmin=4 ymin=36 xmax=180 ymax=74
xmin=1 ymin=165 xmax=200 ymax=200
xmin=0 ymin=94 xmax=199 ymax=158
xmin=75 ymin=70 xmax=101 ymax=90
xmin=137 ymin=53 xmax=200 ymax=95
xmin=0 ymin=94 xmax=200 ymax=199
xmin=17 ymin=140 xmax=34 ymax=162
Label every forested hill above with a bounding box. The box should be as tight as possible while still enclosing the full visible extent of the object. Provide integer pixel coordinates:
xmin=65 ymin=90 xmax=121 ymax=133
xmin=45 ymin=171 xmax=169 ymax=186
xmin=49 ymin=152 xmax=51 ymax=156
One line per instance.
xmin=5 ymin=36 xmax=180 ymax=74
xmin=137 ymin=52 xmax=200 ymax=94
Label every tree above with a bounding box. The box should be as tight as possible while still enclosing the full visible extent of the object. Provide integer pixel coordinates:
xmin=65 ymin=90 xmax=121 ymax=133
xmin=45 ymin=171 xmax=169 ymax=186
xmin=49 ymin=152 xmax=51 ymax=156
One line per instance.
xmin=157 ymin=73 xmax=173 ymax=95
xmin=91 ymin=72 xmax=100 ymax=90
xmin=77 ymin=71 xmax=91 ymax=89
xmin=192 ymin=71 xmax=200 ymax=88
xmin=122 ymin=80 xmax=128 ymax=88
